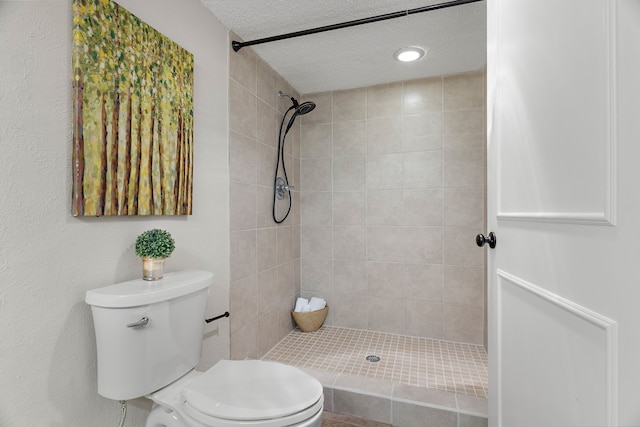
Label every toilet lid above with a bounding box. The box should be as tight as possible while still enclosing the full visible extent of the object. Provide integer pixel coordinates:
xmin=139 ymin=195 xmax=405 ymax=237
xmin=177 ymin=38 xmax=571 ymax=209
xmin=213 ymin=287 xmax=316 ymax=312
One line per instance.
xmin=182 ymin=360 xmax=323 ymax=421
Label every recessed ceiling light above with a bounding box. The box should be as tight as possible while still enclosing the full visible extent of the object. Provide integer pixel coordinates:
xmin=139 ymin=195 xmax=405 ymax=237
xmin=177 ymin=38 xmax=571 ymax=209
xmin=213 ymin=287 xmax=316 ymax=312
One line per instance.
xmin=393 ymin=46 xmax=426 ymax=62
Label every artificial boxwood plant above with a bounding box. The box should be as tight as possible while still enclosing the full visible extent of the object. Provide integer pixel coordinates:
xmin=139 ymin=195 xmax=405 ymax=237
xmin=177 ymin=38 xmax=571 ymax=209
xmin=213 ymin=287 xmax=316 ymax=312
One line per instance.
xmin=135 ymin=229 xmax=175 ymax=259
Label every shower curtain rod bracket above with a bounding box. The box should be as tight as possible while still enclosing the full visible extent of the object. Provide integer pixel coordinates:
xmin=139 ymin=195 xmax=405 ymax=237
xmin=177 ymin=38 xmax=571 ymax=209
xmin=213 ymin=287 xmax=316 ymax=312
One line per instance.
xmin=231 ymin=0 xmax=483 ymax=52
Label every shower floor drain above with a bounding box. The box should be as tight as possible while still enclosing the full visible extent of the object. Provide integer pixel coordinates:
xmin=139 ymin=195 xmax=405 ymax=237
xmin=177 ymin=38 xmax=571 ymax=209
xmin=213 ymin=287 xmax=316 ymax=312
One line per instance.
xmin=365 ymin=355 xmax=381 ymax=362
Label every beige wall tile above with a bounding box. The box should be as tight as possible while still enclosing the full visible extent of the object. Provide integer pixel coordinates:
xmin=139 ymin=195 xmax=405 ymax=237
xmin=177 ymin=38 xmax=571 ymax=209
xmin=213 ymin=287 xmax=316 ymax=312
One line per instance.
xmin=301 ymin=225 xmax=333 ymax=259
xmin=230 ymin=320 xmax=257 ymax=360
xmin=366 ymin=153 xmax=403 ymax=189
xmin=403 ymin=76 xmax=442 ymax=115
xmin=278 ymin=296 xmax=297 ymax=336
xmin=333 ymin=87 xmax=367 ymax=122
xmin=300 ymin=258 xmax=333 ymax=293
xmin=292 ymin=225 xmax=301 ymax=257
xmin=277 ymin=225 xmax=294 ymax=264
xmin=404 ymin=299 xmax=444 ymax=339
xmin=443 ymin=69 xmax=485 ymax=111
xmin=367 ymin=189 xmax=402 ymax=226
xmin=334 ymin=120 xmax=366 ymax=157
xmin=277 ymin=261 xmax=295 ymax=298
xmin=402 ymin=151 xmax=442 ymax=189
xmin=401 ymin=189 xmax=443 ymax=226
xmin=403 ymin=263 xmax=444 ymax=301
xmin=443 ymin=109 xmax=484 ymax=137
xmin=291 ymin=189 xmax=301 ymax=226
xmin=443 ymin=305 xmax=484 ymax=344
xmin=256 ymin=227 xmax=277 ymax=271
xmin=444 ymin=187 xmax=485 ymax=227
xmin=289 ymin=122 xmax=300 ymax=158
xmin=229 ymin=78 xmax=257 ymax=139
xmin=333 ymin=225 xmax=366 ymax=260
xmin=333 ymin=260 xmax=368 ymax=295
xmin=230 ymin=181 xmax=256 ymax=231
xmin=444 ymin=266 xmax=484 ymax=307
xmin=230 ymin=275 xmax=257 ymax=333
xmin=256 ymin=185 xmax=275 ymax=229
xmin=256 ymin=99 xmax=278 ymax=147
xmin=366 ymin=117 xmax=402 ymax=154
xmin=255 ymin=141 xmax=277 ymax=186
xmin=257 ymin=308 xmax=280 ymax=356
xmin=368 ymin=262 xmax=403 ymax=299
xmin=392 ymin=384 xmax=456 ymax=409
xmin=256 ymin=58 xmax=278 ymax=108
xmin=403 ymin=227 xmax=443 ymax=264
xmin=367 ymin=82 xmax=403 ymax=119
xmin=393 ymin=401 xmax=457 ymax=427
xmin=443 ymin=227 xmax=484 ymax=267
xmin=367 ymin=296 xmax=404 ymax=334
xmin=332 ymin=293 xmax=369 ymax=329
xmin=301 ymin=191 xmax=332 ymax=226
xmin=333 ymin=191 xmax=366 ymax=225
xmin=459 ymin=414 xmax=489 ymax=427
xmin=333 ymin=156 xmax=366 ymax=191
xmin=443 ymin=132 xmax=485 ymax=150
xmin=443 ymin=148 xmax=485 ymax=188
xmin=300 ymin=124 xmax=332 ymax=159
xmin=367 ymin=226 xmax=404 ymax=262
xmin=334 ymin=374 xmax=394 ymax=396
xmin=457 ymin=394 xmax=489 ymax=416
xmin=257 ymin=267 xmax=279 ymax=315
xmin=333 ymin=390 xmax=391 ymax=424
xmin=229 ymin=131 xmax=256 ymax=184
xmin=300 ymin=158 xmax=332 ymax=191
xmin=402 ymin=113 xmax=443 ymax=152
xmin=230 ymin=230 xmax=256 ymax=281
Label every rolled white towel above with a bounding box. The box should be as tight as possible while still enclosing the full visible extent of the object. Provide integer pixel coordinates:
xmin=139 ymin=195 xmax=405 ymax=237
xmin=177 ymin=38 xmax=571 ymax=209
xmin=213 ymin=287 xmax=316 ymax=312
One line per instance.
xmin=294 ymin=297 xmax=308 ymax=312
xmin=301 ymin=304 xmax=312 ymax=312
xmin=309 ymin=297 xmax=326 ymax=311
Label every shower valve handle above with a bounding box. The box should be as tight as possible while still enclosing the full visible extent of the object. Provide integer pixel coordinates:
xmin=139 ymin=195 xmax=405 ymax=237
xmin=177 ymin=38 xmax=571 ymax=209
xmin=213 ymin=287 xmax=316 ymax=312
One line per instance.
xmin=275 ymin=177 xmax=294 ymax=200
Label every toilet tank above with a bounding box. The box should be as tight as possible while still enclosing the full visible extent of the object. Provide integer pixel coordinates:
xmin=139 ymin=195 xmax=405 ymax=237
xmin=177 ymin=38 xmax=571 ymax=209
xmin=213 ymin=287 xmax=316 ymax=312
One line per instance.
xmin=85 ymin=270 xmax=213 ymax=401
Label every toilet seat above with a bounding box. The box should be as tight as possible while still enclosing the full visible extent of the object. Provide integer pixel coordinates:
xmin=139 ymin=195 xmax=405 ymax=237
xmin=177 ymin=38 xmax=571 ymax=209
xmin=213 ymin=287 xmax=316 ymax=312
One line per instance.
xmin=148 ymin=360 xmax=323 ymax=427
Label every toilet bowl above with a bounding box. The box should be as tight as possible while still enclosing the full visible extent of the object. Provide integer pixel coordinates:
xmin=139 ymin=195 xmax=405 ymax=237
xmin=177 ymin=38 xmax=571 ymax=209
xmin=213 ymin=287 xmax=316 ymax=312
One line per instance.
xmin=85 ymin=270 xmax=324 ymax=427
xmin=146 ymin=360 xmax=323 ymax=427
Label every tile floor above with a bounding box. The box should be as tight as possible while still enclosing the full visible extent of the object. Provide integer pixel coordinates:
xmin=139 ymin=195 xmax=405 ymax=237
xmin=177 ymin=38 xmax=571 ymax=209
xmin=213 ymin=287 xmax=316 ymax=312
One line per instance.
xmin=263 ymin=326 xmax=488 ymax=398
xmin=321 ymin=411 xmax=391 ymax=427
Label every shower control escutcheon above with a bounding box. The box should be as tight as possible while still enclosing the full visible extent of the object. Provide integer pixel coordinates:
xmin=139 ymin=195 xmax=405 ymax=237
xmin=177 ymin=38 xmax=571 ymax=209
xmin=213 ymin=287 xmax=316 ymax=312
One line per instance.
xmin=476 ymin=232 xmax=497 ymax=249
xmin=275 ymin=177 xmax=294 ymax=200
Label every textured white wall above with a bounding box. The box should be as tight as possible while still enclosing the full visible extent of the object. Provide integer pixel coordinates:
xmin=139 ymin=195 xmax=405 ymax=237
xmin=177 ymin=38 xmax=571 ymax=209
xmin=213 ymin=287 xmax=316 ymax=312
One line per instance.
xmin=0 ymin=0 xmax=229 ymax=425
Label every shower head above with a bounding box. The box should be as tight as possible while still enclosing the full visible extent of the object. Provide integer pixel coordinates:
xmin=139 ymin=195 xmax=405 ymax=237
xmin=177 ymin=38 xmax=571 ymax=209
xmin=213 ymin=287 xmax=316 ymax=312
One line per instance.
xmin=295 ymin=101 xmax=316 ymax=115
xmin=278 ymin=91 xmax=315 ymax=115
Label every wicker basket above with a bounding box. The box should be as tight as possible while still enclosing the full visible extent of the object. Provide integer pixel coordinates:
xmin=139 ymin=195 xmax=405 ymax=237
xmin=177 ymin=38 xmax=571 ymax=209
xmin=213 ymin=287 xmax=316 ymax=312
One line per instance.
xmin=291 ymin=306 xmax=328 ymax=332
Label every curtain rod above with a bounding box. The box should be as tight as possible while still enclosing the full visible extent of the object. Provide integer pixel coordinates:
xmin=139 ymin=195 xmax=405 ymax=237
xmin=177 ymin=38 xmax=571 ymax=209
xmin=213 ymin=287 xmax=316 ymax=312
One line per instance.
xmin=231 ymin=0 xmax=483 ymax=52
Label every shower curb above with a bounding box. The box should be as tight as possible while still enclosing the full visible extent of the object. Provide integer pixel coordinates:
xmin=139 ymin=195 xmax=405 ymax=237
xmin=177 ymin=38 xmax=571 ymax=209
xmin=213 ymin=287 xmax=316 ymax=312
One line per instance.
xmin=300 ymin=367 xmax=488 ymax=427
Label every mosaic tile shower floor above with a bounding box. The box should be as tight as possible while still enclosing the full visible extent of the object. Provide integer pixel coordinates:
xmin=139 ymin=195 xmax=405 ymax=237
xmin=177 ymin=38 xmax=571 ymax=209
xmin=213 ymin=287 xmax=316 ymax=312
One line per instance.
xmin=263 ymin=326 xmax=488 ymax=398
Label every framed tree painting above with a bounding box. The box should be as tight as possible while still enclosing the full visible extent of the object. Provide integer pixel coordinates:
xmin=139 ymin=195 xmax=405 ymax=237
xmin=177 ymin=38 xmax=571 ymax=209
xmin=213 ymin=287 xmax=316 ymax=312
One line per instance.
xmin=72 ymin=0 xmax=194 ymax=216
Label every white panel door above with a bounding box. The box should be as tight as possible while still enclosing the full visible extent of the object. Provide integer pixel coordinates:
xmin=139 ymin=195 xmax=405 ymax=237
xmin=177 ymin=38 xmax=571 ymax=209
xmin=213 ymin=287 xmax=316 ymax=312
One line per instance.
xmin=487 ymin=1 xmax=640 ymax=426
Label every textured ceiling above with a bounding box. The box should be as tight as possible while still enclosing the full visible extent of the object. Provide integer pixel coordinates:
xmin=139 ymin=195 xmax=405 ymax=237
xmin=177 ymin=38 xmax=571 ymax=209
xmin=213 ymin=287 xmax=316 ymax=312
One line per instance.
xmin=201 ymin=0 xmax=486 ymax=94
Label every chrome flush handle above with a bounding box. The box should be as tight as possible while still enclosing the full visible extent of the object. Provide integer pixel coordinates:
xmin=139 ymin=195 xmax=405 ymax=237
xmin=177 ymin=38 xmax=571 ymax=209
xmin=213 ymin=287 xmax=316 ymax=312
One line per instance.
xmin=126 ymin=317 xmax=149 ymax=328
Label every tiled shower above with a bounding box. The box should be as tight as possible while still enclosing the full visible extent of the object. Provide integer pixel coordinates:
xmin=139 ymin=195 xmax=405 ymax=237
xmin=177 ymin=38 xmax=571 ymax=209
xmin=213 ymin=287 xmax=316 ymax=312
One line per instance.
xmin=228 ymin=33 xmax=486 ymax=358
xmin=298 ymin=74 xmax=486 ymax=345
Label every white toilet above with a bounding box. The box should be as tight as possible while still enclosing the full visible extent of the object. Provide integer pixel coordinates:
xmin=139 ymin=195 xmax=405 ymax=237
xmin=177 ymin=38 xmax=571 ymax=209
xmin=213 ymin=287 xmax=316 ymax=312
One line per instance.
xmin=85 ymin=270 xmax=323 ymax=427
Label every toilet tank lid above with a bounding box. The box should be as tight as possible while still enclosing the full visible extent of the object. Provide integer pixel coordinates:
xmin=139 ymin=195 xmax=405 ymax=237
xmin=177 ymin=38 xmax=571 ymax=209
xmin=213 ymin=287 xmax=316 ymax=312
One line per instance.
xmin=85 ymin=270 xmax=213 ymax=308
